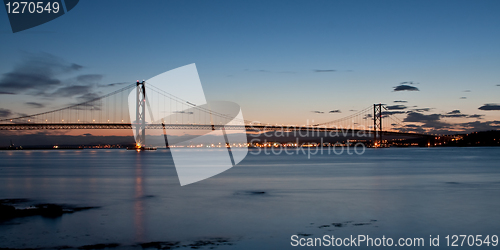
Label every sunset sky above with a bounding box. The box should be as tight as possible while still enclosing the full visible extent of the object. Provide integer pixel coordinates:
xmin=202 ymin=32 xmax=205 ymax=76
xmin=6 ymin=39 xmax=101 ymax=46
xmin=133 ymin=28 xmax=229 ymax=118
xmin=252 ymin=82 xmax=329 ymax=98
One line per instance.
xmin=1 ymin=0 xmax=499 ymax=138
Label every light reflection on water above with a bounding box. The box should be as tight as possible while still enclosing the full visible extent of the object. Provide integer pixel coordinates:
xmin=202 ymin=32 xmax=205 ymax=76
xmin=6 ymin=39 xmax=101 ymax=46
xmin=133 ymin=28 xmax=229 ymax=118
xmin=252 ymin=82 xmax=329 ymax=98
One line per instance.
xmin=0 ymin=147 xmax=499 ymax=249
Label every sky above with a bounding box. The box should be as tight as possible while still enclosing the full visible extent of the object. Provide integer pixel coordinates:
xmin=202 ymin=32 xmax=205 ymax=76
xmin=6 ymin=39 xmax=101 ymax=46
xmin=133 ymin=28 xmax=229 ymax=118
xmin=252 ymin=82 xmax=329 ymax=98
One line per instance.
xmin=0 ymin=0 xmax=499 ymax=138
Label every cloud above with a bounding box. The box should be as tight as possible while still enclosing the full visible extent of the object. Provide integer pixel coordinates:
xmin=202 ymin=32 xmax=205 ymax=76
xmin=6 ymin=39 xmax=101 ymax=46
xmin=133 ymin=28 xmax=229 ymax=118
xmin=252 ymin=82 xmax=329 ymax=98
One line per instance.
xmin=400 ymin=81 xmax=419 ymax=85
xmin=0 ymin=53 xmax=83 ymax=95
xmin=76 ymin=74 xmax=103 ymax=84
xmin=25 ymin=102 xmax=45 ymax=108
xmin=245 ymin=69 xmax=295 ymax=74
xmin=0 ymin=108 xmax=12 ymax=118
xmin=382 ymin=111 xmax=406 ymax=117
xmin=459 ymin=120 xmax=500 ymax=132
xmin=403 ymin=112 xmax=449 ymax=129
xmin=98 ymin=82 xmax=128 ymax=87
xmin=442 ymin=110 xmax=468 ymax=118
xmin=311 ymin=111 xmax=325 ymax=114
xmin=439 ymin=110 xmax=484 ymax=119
xmin=48 ymin=85 xmax=93 ymax=98
xmin=467 ymin=114 xmax=484 ymax=119
xmin=349 ymin=109 xmax=357 ymax=112
xmin=394 ymin=100 xmax=407 ymax=103
xmin=0 ymin=53 xmax=111 ymax=106
xmin=329 ymin=110 xmax=341 ymax=113
xmin=478 ymin=104 xmax=500 ymax=111
xmin=497 ymin=84 xmax=500 ymax=87
xmin=0 ymin=91 xmax=15 ymax=95
xmin=412 ymin=108 xmax=431 ymax=112
xmin=314 ymin=70 xmax=336 ymax=73
xmin=386 ymin=105 xmax=407 ymax=110
xmin=393 ymin=85 xmax=419 ymax=92
xmin=459 ymin=97 xmax=467 ymax=99
xmin=463 ymin=90 xmax=471 ymax=92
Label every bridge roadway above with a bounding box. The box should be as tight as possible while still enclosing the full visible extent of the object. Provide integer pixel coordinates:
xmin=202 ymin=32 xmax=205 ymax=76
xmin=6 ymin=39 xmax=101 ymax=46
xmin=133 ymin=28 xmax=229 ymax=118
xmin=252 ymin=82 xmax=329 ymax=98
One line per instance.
xmin=0 ymin=123 xmax=429 ymax=137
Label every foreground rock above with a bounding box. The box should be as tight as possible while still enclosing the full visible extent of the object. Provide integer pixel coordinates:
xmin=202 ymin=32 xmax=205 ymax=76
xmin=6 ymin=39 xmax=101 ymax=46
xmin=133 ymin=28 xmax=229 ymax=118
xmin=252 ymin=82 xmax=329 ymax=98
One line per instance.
xmin=0 ymin=199 xmax=99 ymax=221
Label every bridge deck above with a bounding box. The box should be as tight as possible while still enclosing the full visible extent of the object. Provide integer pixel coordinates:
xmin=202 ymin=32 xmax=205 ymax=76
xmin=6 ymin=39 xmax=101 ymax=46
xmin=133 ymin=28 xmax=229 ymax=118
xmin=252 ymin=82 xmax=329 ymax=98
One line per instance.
xmin=0 ymin=123 xmax=429 ymax=137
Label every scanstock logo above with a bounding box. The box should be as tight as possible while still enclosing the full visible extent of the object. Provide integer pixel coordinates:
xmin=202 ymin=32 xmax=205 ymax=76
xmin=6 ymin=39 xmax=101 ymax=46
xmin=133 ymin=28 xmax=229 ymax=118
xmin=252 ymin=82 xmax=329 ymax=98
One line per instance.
xmin=3 ymin=0 xmax=79 ymax=33
xmin=128 ymin=64 xmax=248 ymax=186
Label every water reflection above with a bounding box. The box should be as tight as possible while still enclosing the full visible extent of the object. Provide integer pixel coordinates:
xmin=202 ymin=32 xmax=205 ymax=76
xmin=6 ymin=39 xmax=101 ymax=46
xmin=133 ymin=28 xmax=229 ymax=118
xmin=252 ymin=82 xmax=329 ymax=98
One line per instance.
xmin=134 ymin=153 xmax=146 ymax=242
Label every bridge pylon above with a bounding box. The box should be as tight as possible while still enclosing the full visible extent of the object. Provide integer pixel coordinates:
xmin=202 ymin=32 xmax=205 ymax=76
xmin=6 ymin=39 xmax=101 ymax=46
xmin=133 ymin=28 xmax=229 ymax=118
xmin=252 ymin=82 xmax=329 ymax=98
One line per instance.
xmin=373 ymin=103 xmax=383 ymax=147
xmin=136 ymin=81 xmax=146 ymax=148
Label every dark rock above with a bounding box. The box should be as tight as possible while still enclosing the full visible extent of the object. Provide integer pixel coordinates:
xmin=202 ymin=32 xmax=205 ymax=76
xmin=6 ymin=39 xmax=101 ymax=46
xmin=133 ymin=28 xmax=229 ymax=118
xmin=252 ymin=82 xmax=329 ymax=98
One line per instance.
xmin=139 ymin=241 xmax=180 ymax=249
xmin=77 ymin=243 xmax=120 ymax=249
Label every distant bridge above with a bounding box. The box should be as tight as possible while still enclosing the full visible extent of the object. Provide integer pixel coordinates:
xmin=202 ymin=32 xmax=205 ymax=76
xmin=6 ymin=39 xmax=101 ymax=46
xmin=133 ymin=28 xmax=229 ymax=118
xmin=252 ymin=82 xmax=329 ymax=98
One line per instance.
xmin=0 ymin=81 xmax=431 ymax=146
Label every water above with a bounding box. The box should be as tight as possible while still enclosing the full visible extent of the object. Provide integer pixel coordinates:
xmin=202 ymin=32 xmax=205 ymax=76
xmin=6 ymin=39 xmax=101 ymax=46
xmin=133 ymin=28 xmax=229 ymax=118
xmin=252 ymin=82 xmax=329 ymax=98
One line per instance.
xmin=1 ymin=147 xmax=500 ymax=249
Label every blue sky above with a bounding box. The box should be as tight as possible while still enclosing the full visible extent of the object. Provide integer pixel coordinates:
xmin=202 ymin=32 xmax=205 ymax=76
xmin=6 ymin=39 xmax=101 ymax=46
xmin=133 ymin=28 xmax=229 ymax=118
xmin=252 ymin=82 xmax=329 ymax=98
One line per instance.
xmin=0 ymin=0 xmax=499 ymax=132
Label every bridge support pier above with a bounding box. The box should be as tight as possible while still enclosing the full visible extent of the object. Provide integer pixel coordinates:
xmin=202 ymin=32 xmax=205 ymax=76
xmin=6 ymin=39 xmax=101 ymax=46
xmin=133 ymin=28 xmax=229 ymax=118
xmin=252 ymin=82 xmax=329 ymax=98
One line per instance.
xmin=136 ymin=81 xmax=146 ymax=148
xmin=373 ymin=103 xmax=382 ymax=147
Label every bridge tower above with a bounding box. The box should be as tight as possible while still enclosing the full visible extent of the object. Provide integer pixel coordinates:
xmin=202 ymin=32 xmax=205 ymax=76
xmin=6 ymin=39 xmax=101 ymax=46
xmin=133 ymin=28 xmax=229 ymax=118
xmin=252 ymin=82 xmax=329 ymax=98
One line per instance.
xmin=373 ymin=103 xmax=382 ymax=147
xmin=136 ymin=81 xmax=146 ymax=148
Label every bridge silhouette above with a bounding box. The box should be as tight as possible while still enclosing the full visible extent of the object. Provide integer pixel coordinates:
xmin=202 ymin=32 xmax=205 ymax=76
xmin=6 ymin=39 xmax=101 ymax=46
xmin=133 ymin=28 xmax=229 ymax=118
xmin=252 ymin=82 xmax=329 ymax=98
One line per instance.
xmin=0 ymin=81 xmax=431 ymax=146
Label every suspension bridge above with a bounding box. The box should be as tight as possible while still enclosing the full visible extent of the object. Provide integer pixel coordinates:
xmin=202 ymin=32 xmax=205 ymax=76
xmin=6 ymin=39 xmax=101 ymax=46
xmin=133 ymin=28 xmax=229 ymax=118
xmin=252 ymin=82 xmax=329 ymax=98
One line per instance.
xmin=0 ymin=81 xmax=431 ymax=146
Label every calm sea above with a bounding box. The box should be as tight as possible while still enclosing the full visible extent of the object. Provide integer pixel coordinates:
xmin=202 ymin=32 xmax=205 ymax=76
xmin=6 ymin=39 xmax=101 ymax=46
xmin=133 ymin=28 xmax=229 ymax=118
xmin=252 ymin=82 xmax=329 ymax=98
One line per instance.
xmin=1 ymin=147 xmax=500 ymax=249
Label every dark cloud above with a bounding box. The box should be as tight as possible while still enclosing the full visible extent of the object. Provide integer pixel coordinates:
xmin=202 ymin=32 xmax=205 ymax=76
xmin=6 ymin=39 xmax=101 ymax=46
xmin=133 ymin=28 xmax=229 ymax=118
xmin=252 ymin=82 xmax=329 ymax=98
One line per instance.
xmin=400 ymin=81 xmax=419 ymax=85
xmin=386 ymin=105 xmax=407 ymax=110
xmin=0 ymin=53 xmax=83 ymax=95
xmin=76 ymin=93 xmax=100 ymax=103
xmin=0 ymin=108 xmax=12 ymax=118
xmin=349 ymin=109 xmax=357 ymax=112
xmin=173 ymin=111 xmax=194 ymax=114
xmin=48 ymin=85 xmax=92 ymax=98
xmin=413 ymin=108 xmax=431 ymax=112
xmin=329 ymin=110 xmax=341 ymax=113
xmin=459 ymin=97 xmax=467 ymax=99
xmin=463 ymin=90 xmax=471 ymax=92
xmin=245 ymin=69 xmax=295 ymax=74
xmin=403 ymin=112 xmax=449 ymax=129
xmin=382 ymin=111 xmax=406 ymax=117
xmin=404 ymin=124 xmax=419 ymax=128
xmin=76 ymin=74 xmax=103 ymax=84
xmin=393 ymin=85 xmax=419 ymax=92
xmin=394 ymin=100 xmax=407 ymax=103
xmin=440 ymin=110 xmax=484 ymax=119
xmin=497 ymin=84 xmax=500 ymax=87
xmin=0 ymin=91 xmax=15 ymax=95
xmin=459 ymin=120 xmax=500 ymax=132
xmin=442 ymin=113 xmax=468 ymax=118
xmin=25 ymin=102 xmax=45 ymax=108
xmin=467 ymin=114 xmax=484 ymax=119
xmin=98 ymin=82 xmax=128 ymax=87
xmin=311 ymin=111 xmax=324 ymax=114
xmin=478 ymin=104 xmax=500 ymax=111
xmin=314 ymin=70 xmax=336 ymax=73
